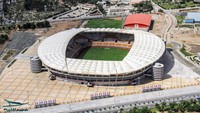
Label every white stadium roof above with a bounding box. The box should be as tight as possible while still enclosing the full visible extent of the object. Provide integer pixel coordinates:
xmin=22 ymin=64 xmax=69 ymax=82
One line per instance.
xmin=38 ymin=28 xmax=165 ymax=75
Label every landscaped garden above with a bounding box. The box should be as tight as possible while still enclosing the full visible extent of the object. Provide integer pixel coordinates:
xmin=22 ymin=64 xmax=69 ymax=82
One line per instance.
xmin=180 ymin=46 xmax=193 ymax=56
xmin=123 ymin=99 xmax=200 ymax=113
xmin=152 ymin=0 xmax=200 ymax=9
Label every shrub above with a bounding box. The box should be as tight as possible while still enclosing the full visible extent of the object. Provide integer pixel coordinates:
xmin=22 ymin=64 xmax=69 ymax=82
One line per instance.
xmin=0 ymin=34 xmax=8 ymax=44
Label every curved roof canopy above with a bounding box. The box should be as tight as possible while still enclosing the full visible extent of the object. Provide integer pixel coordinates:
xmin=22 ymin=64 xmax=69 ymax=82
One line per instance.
xmin=124 ymin=14 xmax=152 ymax=27
xmin=38 ymin=28 xmax=165 ymax=75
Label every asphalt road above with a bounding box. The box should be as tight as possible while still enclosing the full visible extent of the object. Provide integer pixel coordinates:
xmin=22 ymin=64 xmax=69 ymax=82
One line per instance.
xmin=0 ymin=31 xmax=38 ymax=72
xmin=27 ymin=85 xmax=200 ymax=113
xmin=171 ymin=42 xmax=200 ymax=75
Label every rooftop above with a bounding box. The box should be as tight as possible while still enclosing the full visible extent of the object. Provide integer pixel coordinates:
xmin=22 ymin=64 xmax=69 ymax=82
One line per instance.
xmin=186 ymin=12 xmax=200 ymax=22
xmin=38 ymin=28 xmax=165 ymax=75
xmin=124 ymin=14 xmax=152 ymax=27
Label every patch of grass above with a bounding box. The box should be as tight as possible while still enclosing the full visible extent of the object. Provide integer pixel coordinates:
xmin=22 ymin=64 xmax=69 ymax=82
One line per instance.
xmin=176 ymin=16 xmax=185 ymax=25
xmin=2 ymin=50 xmax=16 ymax=60
xmin=178 ymin=24 xmax=194 ymax=28
xmin=195 ymin=24 xmax=200 ymax=27
xmin=79 ymin=47 xmax=129 ymax=61
xmin=166 ymin=43 xmax=173 ymax=48
xmin=85 ymin=19 xmax=122 ymax=28
xmin=150 ymin=107 xmax=158 ymax=112
xmin=180 ymin=47 xmax=193 ymax=56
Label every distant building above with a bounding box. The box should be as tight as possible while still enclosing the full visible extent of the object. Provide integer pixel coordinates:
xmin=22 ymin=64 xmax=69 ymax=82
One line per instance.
xmin=124 ymin=14 xmax=152 ymax=30
xmin=194 ymin=0 xmax=200 ymax=2
xmin=6 ymin=0 xmax=16 ymax=4
xmin=118 ymin=0 xmax=131 ymax=4
xmin=184 ymin=12 xmax=200 ymax=23
xmin=102 ymin=0 xmax=118 ymax=4
xmin=106 ymin=5 xmax=133 ymax=15
xmin=130 ymin=0 xmax=148 ymax=4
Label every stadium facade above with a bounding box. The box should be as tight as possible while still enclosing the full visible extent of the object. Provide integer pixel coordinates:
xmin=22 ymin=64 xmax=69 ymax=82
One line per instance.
xmin=38 ymin=28 xmax=165 ymax=86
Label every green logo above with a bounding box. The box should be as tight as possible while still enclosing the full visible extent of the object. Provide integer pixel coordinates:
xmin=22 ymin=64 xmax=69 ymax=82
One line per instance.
xmin=2 ymin=99 xmax=28 ymax=107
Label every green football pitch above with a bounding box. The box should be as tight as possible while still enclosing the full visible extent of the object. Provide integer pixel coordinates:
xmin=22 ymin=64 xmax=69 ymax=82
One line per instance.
xmin=79 ymin=47 xmax=129 ymax=61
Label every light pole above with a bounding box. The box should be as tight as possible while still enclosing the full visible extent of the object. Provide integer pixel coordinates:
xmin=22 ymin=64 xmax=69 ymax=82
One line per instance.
xmin=69 ymin=86 xmax=71 ymax=110
xmin=36 ymin=74 xmax=39 ymax=89
xmin=27 ymin=91 xmax=29 ymax=103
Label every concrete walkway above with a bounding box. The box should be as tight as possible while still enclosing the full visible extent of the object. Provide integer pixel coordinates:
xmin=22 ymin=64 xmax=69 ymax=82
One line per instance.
xmin=26 ymin=85 xmax=200 ymax=113
xmin=15 ymin=54 xmax=34 ymax=60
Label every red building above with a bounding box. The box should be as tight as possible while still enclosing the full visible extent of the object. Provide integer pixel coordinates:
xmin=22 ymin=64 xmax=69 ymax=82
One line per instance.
xmin=124 ymin=14 xmax=152 ymax=30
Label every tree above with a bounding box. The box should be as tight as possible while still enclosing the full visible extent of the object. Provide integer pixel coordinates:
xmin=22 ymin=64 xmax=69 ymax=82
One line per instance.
xmin=156 ymin=102 xmax=168 ymax=113
xmin=178 ymin=100 xmax=190 ymax=112
xmin=106 ymin=1 xmax=111 ymax=5
xmin=3 ymin=0 xmax=8 ymax=13
xmin=193 ymin=103 xmax=200 ymax=112
xmin=24 ymin=0 xmax=56 ymax=11
xmin=133 ymin=1 xmax=153 ymax=13
xmin=62 ymin=0 xmax=101 ymax=4
xmin=187 ymin=99 xmax=200 ymax=112
xmin=0 ymin=34 xmax=8 ymax=44
xmin=155 ymin=103 xmax=161 ymax=111
xmin=119 ymin=108 xmax=124 ymax=113
xmin=97 ymin=4 xmax=106 ymax=15
xmin=44 ymin=20 xmax=51 ymax=27
xmin=139 ymin=107 xmax=152 ymax=113
xmin=36 ymin=21 xmax=51 ymax=28
xmin=129 ymin=106 xmax=139 ymax=113
xmin=190 ymin=99 xmax=197 ymax=104
xmin=0 ymin=17 xmax=3 ymax=25
xmin=158 ymin=9 xmax=164 ymax=13
xmin=169 ymin=102 xmax=178 ymax=112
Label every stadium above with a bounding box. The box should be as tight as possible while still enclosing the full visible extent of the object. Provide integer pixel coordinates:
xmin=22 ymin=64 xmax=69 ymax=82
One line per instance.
xmin=38 ymin=28 xmax=165 ymax=86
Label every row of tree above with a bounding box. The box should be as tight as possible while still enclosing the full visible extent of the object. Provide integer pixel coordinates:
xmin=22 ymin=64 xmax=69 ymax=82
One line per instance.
xmin=19 ymin=21 xmax=51 ymax=29
xmin=155 ymin=99 xmax=200 ymax=113
xmin=133 ymin=1 xmax=153 ymax=13
xmin=62 ymin=0 xmax=101 ymax=5
xmin=122 ymin=99 xmax=200 ymax=113
xmin=24 ymin=0 xmax=59 ymax=11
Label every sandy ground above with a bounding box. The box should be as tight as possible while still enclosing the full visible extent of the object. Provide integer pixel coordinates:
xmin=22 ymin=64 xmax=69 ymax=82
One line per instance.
xmin=150 ymin=14 xmax=167 ymax=38
xmin=171 ymin=27 xmax=200 ymax=53
xmin=189 ymin=44 xmax=200 ymax=54
xmin=27 ymin=20 xmax=81 ymax=37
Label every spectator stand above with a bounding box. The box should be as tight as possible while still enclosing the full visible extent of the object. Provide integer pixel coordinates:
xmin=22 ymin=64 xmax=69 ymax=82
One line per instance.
xmin=90 ymin=92 xmax=111 ymax=100
xmin=35 ymin=100 xmax=56 ymax=108
xmin=142 ymin=84 xmax=162 ymax=93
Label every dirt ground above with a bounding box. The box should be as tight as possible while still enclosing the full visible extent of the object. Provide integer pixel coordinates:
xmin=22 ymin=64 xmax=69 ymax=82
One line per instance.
xmin=189 ymin=44 xmax=200 ymax=54
xmin=150 ymin=14 xmax=167 ymax=38
xmin=171 ymin=27 xmax=200 ymax=53
xmin=28 ymin=20 xmax=81 ymax=37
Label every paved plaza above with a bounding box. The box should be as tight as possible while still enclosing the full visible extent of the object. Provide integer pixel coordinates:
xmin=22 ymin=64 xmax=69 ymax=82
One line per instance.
xmin=0 ymin=38 xmax=199 ymax=112
xmin=27 ymin=85 xmax=200 ymax=113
